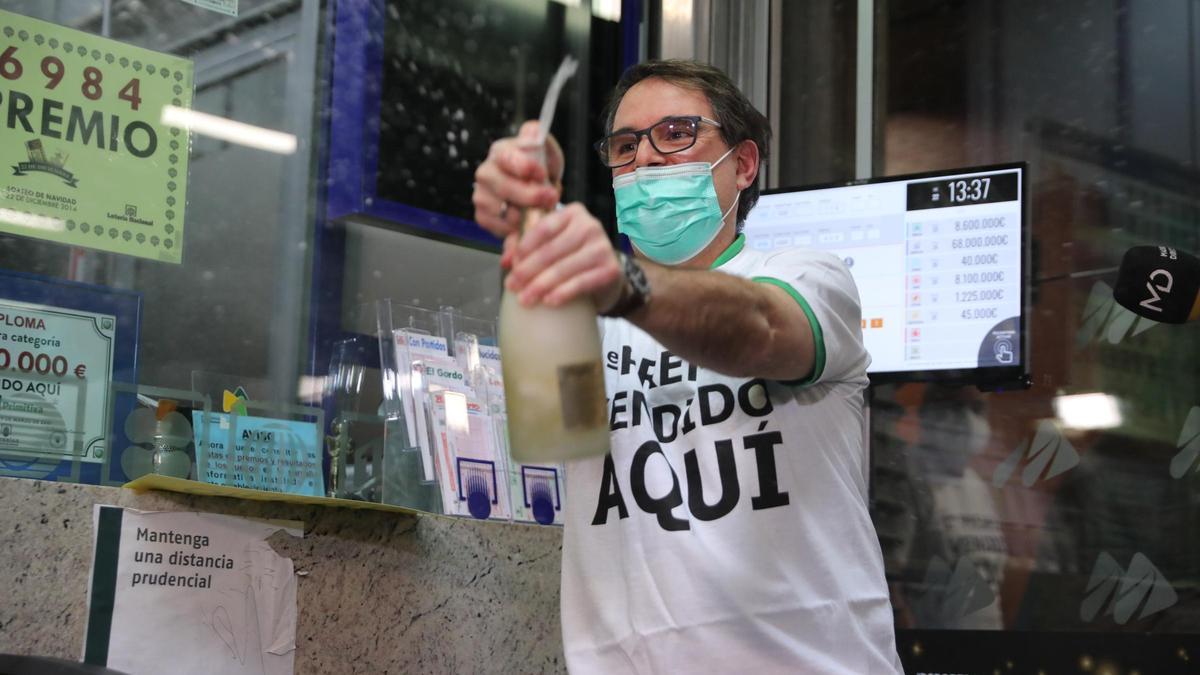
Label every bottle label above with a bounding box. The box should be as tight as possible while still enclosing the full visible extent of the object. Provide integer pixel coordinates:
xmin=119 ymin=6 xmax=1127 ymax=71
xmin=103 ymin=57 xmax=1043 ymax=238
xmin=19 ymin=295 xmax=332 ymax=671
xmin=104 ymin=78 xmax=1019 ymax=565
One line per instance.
xmin=557 ymin=360 xmax=606 ymax=431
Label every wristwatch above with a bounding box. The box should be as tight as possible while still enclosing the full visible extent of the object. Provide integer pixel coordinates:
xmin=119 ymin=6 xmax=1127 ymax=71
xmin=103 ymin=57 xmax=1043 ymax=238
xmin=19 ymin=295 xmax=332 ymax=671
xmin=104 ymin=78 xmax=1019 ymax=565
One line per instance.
xmin=601 ymin=252 xmax=651 ymax=318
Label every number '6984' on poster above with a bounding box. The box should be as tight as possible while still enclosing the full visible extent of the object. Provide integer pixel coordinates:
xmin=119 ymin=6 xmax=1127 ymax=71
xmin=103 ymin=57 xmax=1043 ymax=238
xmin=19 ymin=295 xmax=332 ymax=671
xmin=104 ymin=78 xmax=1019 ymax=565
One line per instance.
xmin=0 ymin=10 xmax=192 ymax=264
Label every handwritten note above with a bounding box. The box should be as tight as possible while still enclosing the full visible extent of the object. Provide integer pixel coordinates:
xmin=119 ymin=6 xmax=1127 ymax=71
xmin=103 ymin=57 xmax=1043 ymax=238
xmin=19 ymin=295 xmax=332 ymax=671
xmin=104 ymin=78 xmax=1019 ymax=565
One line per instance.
xmin=84 ymin=506 xmax=302 ymax=675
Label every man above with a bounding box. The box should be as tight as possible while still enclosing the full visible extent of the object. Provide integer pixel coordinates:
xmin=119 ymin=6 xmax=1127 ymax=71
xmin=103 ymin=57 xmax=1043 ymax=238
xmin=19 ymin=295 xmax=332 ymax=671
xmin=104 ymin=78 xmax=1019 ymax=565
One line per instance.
xmin=473 ymin=60 xmax=901 ymax=674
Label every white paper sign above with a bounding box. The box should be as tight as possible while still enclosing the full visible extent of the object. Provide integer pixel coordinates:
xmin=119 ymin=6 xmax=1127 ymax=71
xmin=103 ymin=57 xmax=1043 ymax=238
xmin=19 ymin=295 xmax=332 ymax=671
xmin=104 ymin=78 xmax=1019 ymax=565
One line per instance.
xmin=84 ymin=506 xmax=302 ymax=675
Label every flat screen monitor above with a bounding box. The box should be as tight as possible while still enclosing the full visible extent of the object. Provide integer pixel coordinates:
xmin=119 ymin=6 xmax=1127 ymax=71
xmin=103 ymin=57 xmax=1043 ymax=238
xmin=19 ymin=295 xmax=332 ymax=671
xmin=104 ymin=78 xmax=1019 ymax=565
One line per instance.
xmin=743 ymin=163 xmax=1029 ymax=387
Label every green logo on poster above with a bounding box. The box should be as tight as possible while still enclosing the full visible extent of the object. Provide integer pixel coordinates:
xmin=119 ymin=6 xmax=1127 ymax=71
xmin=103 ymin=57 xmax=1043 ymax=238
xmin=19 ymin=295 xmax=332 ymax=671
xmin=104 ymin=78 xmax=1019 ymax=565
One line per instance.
xmin=11 ymin=139 xmax=79 ymax=187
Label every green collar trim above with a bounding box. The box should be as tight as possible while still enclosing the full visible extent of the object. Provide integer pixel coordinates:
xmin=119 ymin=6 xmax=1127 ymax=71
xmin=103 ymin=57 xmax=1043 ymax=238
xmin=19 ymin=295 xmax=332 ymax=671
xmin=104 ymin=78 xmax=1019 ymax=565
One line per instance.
xmin=752 ymin=276 xmax=827 ymax=386
xmin=709 ymin=234 xmax=746 ymax=269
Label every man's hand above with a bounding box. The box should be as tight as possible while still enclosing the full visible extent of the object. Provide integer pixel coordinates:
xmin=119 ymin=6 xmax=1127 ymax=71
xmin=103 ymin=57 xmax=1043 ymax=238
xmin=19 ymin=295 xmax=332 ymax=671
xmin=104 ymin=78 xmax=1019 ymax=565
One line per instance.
xmin=472 ymin=121 xmax=564 ymax=244
xmin=504 ymin=202 xmax=625 ymax=311
xmin=473 ymin=120 xmax=621 ymax=312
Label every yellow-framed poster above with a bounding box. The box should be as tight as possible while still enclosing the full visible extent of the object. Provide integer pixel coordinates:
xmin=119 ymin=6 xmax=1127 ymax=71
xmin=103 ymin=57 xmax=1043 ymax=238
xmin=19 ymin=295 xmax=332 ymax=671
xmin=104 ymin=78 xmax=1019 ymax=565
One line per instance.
xmin=0 ymin=10 xmax=193 ymax=264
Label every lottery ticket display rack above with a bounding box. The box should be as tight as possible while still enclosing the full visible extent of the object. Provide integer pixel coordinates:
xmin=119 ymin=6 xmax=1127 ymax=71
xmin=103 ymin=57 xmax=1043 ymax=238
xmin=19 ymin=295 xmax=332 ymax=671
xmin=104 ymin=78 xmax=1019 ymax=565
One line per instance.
xmin=355 ymin=300 xmax=566 ymax=525
xmin=123 ymin=300 xmax=566 ymax=526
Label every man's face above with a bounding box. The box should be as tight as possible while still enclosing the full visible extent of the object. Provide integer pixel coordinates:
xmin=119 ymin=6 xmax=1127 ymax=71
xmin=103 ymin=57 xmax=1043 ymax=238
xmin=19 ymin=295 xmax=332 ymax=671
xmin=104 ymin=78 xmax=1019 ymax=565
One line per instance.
xmin=610 ymin=78 xmax=741 ymax=225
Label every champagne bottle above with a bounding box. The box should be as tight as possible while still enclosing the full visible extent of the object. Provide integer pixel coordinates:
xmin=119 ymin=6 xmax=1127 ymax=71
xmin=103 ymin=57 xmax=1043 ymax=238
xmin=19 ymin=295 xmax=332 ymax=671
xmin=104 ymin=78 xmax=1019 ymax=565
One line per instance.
xmin=496 ymin=55 xmax=608 ymax=463
xmin=499 ymin=171 xmax=611 ymax=463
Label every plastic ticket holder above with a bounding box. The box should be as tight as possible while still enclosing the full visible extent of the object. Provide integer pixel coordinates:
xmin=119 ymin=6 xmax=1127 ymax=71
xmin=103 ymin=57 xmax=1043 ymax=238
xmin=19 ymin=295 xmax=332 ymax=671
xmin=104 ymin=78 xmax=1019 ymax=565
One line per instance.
xmin=322 ymin=335 xmax=386 ymax=501
xmin=439 ymin=308 xmax=495 ymax=392
xmin=370 ymin=300 xmax=446 ymax=513
xmin=441 ymin=306 xmax=516 ymax=521
xmin=108 ymin=382 xmax=211 ymax=486
xmin=442 ymin=306 xmax=565 ymax=526
xmin=324 ymin=338 xmax=426 ymax=508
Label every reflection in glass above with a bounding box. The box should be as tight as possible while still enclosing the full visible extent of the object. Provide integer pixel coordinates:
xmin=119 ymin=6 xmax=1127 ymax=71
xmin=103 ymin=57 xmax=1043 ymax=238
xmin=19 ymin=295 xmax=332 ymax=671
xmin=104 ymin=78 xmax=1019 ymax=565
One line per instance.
xmin=872 ymin=0 xmax=1200 ymax=637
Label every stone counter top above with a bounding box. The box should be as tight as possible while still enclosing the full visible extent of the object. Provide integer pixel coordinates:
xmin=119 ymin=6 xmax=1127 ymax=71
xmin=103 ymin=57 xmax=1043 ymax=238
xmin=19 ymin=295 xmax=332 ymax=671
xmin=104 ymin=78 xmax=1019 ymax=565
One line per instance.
xmin=0 ymin=477 xmax=565 ymax=674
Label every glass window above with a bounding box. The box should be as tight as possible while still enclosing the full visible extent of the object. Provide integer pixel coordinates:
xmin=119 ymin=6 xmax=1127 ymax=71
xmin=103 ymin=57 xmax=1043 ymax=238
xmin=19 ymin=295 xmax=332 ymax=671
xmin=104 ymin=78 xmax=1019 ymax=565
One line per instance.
xmin=0 ymin=0 xmax=625 ymax=498
xmin=871 ymin=0 xmax=1200 ymax=645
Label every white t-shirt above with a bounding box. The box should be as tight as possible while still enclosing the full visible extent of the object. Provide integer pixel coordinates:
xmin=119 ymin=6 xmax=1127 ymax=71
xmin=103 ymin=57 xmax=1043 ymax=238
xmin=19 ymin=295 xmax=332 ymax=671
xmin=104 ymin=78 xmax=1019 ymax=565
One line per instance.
xmin=561 ymin=236 xmax=902 ymax=674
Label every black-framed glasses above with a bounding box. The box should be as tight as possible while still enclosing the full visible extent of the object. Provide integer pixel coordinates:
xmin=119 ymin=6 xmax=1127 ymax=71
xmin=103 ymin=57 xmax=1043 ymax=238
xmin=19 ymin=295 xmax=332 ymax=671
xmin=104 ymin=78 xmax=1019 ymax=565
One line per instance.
xmin=593 ymin=115 xmax=723 ymax=168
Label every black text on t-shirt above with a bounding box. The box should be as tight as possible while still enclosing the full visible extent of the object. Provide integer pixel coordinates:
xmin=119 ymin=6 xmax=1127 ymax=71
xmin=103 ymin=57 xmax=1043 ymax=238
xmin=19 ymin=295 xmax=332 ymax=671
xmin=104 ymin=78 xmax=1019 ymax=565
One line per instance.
xmin=594 ymin=347 xmax=792 ymax=531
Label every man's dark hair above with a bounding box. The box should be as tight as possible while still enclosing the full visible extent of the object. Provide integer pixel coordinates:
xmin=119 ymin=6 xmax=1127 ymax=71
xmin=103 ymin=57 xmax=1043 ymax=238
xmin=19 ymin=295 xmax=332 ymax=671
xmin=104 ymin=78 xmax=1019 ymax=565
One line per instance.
xmin=601 ymin=59 xmax=772 ymax=228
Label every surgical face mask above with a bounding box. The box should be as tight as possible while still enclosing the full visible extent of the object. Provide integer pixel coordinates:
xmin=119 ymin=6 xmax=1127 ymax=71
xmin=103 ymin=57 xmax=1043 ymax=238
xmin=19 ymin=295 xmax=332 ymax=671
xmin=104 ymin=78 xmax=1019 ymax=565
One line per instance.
xmin=613 ymin=147 xmax=739 ymax=265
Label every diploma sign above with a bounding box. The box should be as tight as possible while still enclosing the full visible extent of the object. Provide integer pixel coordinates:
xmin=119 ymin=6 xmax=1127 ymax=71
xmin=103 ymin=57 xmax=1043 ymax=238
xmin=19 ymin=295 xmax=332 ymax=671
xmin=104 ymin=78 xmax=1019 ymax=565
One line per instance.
xmin=0 ymin=298 xmax=114 ymax=463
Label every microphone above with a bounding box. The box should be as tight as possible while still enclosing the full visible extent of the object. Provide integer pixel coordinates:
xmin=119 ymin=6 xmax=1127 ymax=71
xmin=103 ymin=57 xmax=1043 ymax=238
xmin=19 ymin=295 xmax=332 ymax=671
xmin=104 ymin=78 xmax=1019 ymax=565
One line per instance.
xmin=1113 ymin=245 xmax=1200 ymax=324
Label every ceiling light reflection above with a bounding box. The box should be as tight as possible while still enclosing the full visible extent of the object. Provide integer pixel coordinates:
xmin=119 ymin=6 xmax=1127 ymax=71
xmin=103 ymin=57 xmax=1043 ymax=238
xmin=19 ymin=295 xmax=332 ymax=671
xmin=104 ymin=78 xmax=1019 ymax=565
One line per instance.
xmin=160 ymin=105 xmax=297 ymax=155
xmin=1054 ymin=392 xmax=1123 ymax=430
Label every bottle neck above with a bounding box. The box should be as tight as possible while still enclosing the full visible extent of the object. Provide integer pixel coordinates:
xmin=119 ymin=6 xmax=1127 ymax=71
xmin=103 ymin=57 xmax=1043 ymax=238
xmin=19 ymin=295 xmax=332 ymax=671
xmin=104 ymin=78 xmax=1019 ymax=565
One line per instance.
xmin=517 ymin=143 xmax=549 ymax=235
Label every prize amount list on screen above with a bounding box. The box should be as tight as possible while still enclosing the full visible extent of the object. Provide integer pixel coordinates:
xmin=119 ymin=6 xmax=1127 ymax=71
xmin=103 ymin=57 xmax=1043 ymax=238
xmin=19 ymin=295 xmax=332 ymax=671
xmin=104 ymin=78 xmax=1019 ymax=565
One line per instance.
xmin=902 ymin=172 xmax=1021 ymax=364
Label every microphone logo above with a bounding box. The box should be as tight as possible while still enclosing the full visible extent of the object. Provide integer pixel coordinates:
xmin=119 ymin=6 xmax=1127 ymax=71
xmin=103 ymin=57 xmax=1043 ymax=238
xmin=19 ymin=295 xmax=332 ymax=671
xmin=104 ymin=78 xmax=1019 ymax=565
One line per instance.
xmin=1139 ymin=268 xmax=1174 ymax=314
xmin=916 ymin=556 xmax=998 ymax=624
xmin=992 ymin=419 xmax=1080 ymax=488
xmin=1080 ymin=552 xmax=1177 ymax=625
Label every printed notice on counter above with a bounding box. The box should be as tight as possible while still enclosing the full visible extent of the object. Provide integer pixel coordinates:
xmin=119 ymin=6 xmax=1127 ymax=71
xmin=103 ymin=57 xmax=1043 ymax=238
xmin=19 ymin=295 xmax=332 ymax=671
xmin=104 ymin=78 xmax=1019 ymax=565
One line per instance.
xmin=0 ymin=9 xmax=194 ymax=263
xmin=84 ymin=506 xmax=301 ymax=675
xmin=192 ymin=411 xmax=324 ymax=497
